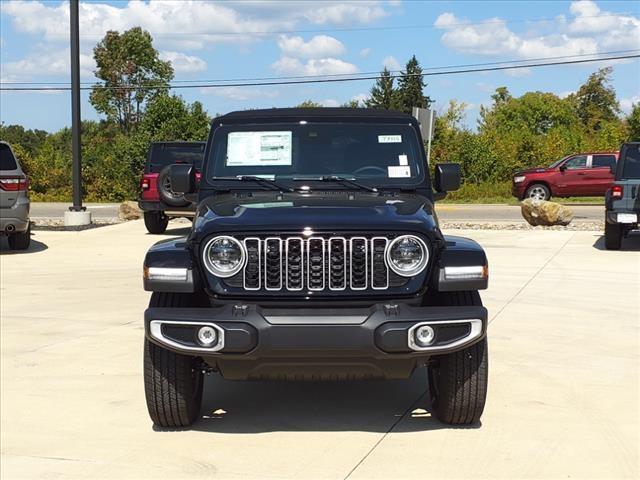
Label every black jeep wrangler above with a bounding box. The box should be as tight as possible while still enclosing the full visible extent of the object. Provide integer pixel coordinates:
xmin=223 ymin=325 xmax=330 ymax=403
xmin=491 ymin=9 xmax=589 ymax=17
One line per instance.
xmin=604 ymin=142 xmax=640 ymax=250
xmin=142 ymin=108 xmax=489 ymax=428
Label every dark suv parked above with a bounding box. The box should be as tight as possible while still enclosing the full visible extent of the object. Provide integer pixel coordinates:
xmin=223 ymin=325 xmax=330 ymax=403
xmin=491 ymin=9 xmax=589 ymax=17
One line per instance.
xmin=604 ymin=142 xmax=640 ymax=249
xmin=138 ymin=141 xmax=205 ymax=234
xmin=142 ymin=108 xmax=490 ymax=428
xmin=0 ymin=142 xmax=30 ymax=250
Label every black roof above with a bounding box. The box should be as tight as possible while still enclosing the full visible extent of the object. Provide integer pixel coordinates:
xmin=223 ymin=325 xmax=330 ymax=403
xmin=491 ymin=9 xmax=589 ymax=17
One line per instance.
xmin=214 ymin=107 xmax=414 ymax=124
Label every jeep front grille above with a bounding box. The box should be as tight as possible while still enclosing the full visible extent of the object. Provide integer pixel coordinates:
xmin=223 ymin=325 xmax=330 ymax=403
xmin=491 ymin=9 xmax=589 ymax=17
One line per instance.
xmin=240 ymin=236 xmax=390 ymax=292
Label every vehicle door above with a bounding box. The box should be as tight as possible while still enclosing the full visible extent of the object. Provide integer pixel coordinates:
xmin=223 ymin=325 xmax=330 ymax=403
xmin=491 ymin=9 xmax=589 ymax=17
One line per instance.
xmin=586 ymin=154 xmax=617 ymax=195
xmin=556 ymin=155 xmax=589 ymax=196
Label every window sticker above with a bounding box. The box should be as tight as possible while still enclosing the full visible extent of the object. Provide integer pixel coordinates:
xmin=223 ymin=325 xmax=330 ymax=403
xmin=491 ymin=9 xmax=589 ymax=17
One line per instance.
xmin=388 ymin=166 xmax=411 ymax=178
xmin=227 ymin=131 xmax=292 ymax=166
xmin=378 ymin=135 xmax=402 ymax=143
xmin=398 ymin=154 xmax=408 ymax=166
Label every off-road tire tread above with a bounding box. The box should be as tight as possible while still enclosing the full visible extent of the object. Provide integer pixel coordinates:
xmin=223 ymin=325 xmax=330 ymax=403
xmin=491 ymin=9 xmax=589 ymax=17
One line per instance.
xmin=604 ymin=221 xmax=622 ymax=250
xmin=144 ymin=211 xmax=168 ymax=234
xmin=429 ymin=290 xmax=488 ymax=425
xmin=144 ymin=292 xmax=203 ymax=428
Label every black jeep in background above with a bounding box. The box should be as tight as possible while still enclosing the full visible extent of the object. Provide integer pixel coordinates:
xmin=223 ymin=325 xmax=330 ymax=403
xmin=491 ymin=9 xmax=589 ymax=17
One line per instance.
xmin=138 ymin=141 xmax=205 ymax=234
xmin=604 ymin=142 xmax=640 ymax=249
xmin=142 ymin=108 xmax=490 ymax=428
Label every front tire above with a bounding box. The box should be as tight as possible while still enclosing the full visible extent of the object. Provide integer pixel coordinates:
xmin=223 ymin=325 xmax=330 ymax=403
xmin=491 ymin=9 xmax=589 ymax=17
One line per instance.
xmin=428 ymin=291 xmax=488 ymax=425
xmin=144 ymin=211 xmax=168 ymax=234
xmin=144 ymin=293 xmax=204 ymax=428
xmin=525 ymin=183 xmax=550 ymax=201
xmin=604 ymin=221 xmax=622 ymax=250
xmin=8 ymin=223 xmax=31 ymax=250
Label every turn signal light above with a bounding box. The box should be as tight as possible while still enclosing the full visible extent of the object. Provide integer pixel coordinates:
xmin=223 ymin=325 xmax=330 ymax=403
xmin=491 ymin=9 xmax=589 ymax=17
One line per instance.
xmin=611 ymin=185 xmax=623 ymax=199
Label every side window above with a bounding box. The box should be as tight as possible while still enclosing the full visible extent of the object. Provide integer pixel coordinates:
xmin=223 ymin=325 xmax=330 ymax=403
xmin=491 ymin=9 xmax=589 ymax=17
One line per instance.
xmin=592 ymin=155 xmax=616 ymax=169
xmin=564 ymin=155 xmax=587 ymax=170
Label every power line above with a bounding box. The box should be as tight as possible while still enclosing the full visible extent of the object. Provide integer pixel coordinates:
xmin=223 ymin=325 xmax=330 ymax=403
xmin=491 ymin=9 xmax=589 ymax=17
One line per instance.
xmin=1 ymin=53 xmax=638 ymax=92
xmin=3 ymin=49 xmax=638 ymax=86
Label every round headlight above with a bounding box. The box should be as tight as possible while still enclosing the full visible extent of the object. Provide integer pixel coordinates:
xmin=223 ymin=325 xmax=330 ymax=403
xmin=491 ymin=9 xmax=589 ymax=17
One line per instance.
xmin=386 ymin=235 xmax=429 ymax=277
xmin=202 ymin=236 xmax=246 ymax=277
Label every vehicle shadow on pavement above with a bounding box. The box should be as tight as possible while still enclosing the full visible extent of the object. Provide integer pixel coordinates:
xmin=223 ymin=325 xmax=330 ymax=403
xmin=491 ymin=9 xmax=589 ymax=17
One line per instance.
xmin=187 ymin=368 xmax=478 ymax=433
xmin=147 ymin=226 xmax=192 ymax=236
xmin=0 ymin=236 xmax=48 ymax=255
xmin=592 ymin=232 xmax=640 ymax=251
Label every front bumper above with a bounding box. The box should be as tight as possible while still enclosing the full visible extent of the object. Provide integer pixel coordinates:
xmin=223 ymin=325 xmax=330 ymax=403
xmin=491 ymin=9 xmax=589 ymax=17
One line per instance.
xmin=145 ymin=302 xmax=487 ymax=380
xmin=512 ymin=182 xmax=526 ymax=199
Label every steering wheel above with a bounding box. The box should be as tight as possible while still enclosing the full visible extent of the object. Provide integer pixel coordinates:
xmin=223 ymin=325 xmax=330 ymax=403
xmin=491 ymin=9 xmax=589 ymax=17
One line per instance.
xmin=352 ymin=166 xmax=386 ymax=176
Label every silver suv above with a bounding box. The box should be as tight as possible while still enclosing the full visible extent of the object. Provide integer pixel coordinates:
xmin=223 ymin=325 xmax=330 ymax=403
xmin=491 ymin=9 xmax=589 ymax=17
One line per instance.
xmin=0 ymin=142 xmax=30 ymax=250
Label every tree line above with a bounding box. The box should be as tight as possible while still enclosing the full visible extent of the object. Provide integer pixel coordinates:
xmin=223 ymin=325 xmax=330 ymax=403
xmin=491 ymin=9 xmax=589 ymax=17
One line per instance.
xmin=1 ymin=27 xmax=638 ymax=202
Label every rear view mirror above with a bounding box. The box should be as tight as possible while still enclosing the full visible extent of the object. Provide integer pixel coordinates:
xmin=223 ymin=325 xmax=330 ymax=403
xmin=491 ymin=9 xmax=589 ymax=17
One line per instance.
xmin=434 ymin=163 xmax=461 ymax=192
xmin=170 ymin=164 xmax=195 ymax=194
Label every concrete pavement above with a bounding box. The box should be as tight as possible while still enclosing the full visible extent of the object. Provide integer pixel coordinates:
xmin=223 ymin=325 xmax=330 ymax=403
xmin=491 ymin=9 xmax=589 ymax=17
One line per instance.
xmin=1 ymin=221 xmax=638 ymax=479
xmin=29 ymin=202 xmax=606 ymax=223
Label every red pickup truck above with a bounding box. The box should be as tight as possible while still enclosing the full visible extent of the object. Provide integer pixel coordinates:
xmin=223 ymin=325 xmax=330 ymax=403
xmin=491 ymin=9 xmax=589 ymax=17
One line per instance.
xmin=512 ymin=151 xmax=619 ymax=201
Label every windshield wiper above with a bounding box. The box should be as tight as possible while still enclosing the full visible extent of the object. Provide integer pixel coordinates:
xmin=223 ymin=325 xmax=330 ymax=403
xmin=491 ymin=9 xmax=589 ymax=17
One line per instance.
xmin=318 ymin=175 xmax=378 ymax=193
xmin=215 ymin=175 xmax=294 ymax=192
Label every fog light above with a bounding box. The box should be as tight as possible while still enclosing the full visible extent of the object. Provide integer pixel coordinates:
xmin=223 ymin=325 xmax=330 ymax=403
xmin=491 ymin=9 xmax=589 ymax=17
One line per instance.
xmin=197 ymin=326 xmax=218 ymax=347
xmin=414 ymin=325 xmax=435 ymax=347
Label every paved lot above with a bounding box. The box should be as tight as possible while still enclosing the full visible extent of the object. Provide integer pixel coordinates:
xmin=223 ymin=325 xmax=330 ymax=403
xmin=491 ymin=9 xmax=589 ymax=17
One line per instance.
xmin=1 ymin=221 xmax=638 ymax=479
xmin=30 ymin=202 xmax=605 ymax=223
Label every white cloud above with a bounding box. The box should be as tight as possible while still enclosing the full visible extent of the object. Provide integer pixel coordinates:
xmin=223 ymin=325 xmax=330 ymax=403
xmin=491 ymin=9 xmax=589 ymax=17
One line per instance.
xmin=200 ymin=86 xmax=279 ymax=101
xmin=558 ymin=90 xmax=575 ymax=99
xmin=434 ymin=1 xmax=639 ymax=59
xmin=620 ymin=95 xmax=640 ymax=114
xmin=304 ymin=2 xmax=388 ymax=25
xmin=276 ymin=35 xmax=346 ymax=59
xmin=382 ymin=55 xmax=400 ymax=70
xmin=352 ymin=93 xmax=369 ymax=103
xmin=321 ymin=99 xmax=341 ymax=107
xmin=160 ymin=51 xmax=206 ymax=73
xmin=505 ymin=67 xmax=532 ymax=77
xmin=1 ymin=47 xmax=95 ymax=81
xmin=359 ymin=47 xmax=372 ymax=58
xmin=271 ymin=57 xmax=358 ymax=76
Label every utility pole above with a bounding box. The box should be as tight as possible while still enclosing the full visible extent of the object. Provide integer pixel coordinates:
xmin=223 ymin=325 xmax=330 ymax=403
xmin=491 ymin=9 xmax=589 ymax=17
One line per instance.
xmin=64 ymin=0 xmax=91 ymax=226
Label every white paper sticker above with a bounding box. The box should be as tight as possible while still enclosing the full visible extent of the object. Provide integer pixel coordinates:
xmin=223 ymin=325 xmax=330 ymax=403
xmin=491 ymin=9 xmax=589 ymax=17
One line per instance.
xmin=378 ymin=135 xmax=402 ymax=143
xmin=398 ymin=154 xmax=408 ymax=166
xmin=388 ymin=166 xmax=411 ymax=178
xmin=227 ymin=131 xmax=292 ymax=166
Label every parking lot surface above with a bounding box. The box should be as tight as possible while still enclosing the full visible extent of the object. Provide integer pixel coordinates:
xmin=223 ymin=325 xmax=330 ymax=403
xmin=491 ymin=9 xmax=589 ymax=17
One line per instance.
xmin=1 ymin=221 xmax=638 ymax=479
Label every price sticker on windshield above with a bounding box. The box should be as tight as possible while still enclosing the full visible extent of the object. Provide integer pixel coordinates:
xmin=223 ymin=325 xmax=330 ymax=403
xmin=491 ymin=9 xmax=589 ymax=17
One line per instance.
xmin=378 ymin=135 xmax=402 ymax=143
xmin=388 ymin=166 xmax=411 ymax=178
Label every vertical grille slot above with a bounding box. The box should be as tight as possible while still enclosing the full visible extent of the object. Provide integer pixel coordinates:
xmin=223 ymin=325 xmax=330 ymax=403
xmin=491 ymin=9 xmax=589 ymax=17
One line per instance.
xmin=243 ymin=238 xmax=261 ymax=290
xmin=371 ymin=237 xmax=389 ymax=290
xmin=264 ymin=238 xmax=282 ymax=290
xmin=328 ymin=237 xmax=347 ymax=290
xmin=349 ymin=237 xmax=368 ymax=290
xmin=285 ymin=238 xmax=304 ymax=291
xmin=307 ymin=237 xmax=325 ymax=291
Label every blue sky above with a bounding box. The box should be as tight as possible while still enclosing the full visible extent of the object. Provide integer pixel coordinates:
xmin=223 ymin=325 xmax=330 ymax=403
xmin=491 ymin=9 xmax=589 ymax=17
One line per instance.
xmin=1 ymin=0 xmax=639 ymax=132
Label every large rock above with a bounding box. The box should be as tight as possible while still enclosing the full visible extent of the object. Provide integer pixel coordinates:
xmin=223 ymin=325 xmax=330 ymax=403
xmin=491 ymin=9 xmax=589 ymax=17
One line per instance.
xmin=119 ymin=201 xmax=142 ymax=221
xmin=521 ymin=199 xmax=573 ymax=226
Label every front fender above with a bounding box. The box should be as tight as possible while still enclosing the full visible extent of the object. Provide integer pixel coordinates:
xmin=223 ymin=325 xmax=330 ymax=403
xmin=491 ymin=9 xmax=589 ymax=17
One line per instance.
xmin=143 ymin=238 xmax=197 ymax=293
xmin=435 ymin=235 xmax=488 ymax=292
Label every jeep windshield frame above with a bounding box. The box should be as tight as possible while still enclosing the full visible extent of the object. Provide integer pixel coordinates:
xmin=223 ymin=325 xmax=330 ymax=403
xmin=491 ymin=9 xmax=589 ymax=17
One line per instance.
xmin=204 ymin=121 xmax=428 ymax=191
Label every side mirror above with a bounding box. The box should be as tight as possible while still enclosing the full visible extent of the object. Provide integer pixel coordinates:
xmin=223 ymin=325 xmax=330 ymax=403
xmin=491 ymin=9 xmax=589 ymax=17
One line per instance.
xmin=559 ymin=164 xmax=567 ymax=172
xmin=170 ymin=164 xmax=195 ymax=194
xmin=434 ymin=163 xmax=461 ymax=193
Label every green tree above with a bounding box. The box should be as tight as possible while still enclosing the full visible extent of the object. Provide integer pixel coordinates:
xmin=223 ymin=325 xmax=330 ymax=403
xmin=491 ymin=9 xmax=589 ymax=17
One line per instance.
xmin=296 ymin=100 xmax=324 ymax=108
xmin=90 ymin=27 xmax=174 ymax=133
xmin=140 ymin=94 xmax=210 ymax=142
xmin=0 ymin=124 xmax=49 ymax=157
xmin=626 ymin=103 xmax=640 ymax=141
xmin=365 ymin=68 xmax=399 ymax=110
xmin=573 ymin=67 xmax=620 ymax=131
xmin=396 ymin=55 xmax=432 ymax=114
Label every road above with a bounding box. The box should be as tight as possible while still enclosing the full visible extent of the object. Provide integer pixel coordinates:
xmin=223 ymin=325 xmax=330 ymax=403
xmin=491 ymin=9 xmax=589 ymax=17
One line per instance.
xmin=30 ymin=202 xmax=605 ymax=223
xmin=1 ymin=221 xmax=638 ymax=479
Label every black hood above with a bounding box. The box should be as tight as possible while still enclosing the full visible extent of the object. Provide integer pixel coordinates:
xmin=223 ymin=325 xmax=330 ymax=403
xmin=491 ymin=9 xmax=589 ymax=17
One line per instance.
xmin=192 ymin=191 xmax=441 ymax=240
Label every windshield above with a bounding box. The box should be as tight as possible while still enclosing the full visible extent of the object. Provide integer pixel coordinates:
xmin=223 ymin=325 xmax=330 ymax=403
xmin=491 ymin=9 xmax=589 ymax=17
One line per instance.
xmin=548 ymin=156 xmax=569 ymax=168
xmin=620 ymin=144 xmax=640 ymax=179
xmin=207 ymin=123 xmax=425 ymax=186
